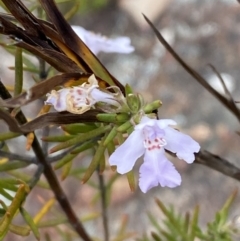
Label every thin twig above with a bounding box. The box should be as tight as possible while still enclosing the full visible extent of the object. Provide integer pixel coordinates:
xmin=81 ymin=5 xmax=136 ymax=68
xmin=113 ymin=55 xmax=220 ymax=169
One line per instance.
xmin=143 ymin=14 xmax=240 ymax=122
xmin=47 ymin=146 xmax=76 ymax=163
xmin=39 ymin=57 xmax=47 ymax=80
xmin=98 ymin=167 xmax=109 ymax=241
xmin=41 ymin=126 xmax=49 ymax=155
xmin=194 ymin=150 xmax=240 ymax=181
xmin=167 ymin=149 xmax=240 ymax=182
xmin=0 ymin=150 xmax=37 ymax=163
xmin=28 ymin=164 xmax=44 ymax=190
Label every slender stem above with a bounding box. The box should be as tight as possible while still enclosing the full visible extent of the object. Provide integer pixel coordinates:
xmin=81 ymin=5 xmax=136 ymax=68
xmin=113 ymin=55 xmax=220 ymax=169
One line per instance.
xmin=39 ymin=58 xmax=47 ymax=80
xmin=0 ymin=150 xmax=36 ymax=163
xmin=28 ymin=164 xmax=44 ymax=190
xmin=98 ymin=167 xmax=109 ymax=241
xmin=41 ymin=126 xmax=49 ymax=155
xmin=47 ymin=147 xmax=76 ymax=163
xmin=194 ymin=150 xmax=240 ymax=181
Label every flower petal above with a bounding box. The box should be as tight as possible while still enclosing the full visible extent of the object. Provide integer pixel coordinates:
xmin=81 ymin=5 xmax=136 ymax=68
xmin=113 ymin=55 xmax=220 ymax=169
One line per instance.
xmin=45 ymin=89 xmax=69 ymax=112
xmin=90 ymin=88 xmax=120 ymax=107
xmin=72 ymin=25 xmax=134 ymax=55
xmin=136 ymin=117 xmax=176 ymax=131
xmin=139 ymin=149 xmax=181 ymax=193
xmin=109 ymin=129 xmax=145 ymax=174
xmin=164 ymin=127 xmax=200 ymax=163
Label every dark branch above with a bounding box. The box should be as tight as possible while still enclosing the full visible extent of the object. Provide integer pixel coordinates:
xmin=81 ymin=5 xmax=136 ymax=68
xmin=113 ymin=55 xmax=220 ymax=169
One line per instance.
xmin=0 ymin=150 xmax=37 ymax=163
xmin=194 ymin=150 xmax=240 ymax=181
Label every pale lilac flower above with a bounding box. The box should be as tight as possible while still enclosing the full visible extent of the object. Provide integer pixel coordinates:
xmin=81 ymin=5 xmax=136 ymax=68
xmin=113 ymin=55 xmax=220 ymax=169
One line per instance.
xmin=109 ymin=116 xmax=200 ymax=193
xmin=71 ymin=25 xmax=134 ymax=55
xmin=45 ymin=75 xmax=120 ymax=114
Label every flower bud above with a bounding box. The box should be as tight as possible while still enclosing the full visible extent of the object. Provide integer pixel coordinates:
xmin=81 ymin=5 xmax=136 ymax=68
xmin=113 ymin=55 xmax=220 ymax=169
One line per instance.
xmin=126 ymin=94 xmax=143 ymax=113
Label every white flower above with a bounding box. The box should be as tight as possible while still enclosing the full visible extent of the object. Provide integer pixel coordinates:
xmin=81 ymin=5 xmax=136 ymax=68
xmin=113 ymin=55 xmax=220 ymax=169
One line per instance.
xmin=109 ymin=116 xmax=200 ymax=193
xmin=72 ymin=25 xmax=134 ymax=55
xmin=45 ymin=75 xmax=120 ymax=114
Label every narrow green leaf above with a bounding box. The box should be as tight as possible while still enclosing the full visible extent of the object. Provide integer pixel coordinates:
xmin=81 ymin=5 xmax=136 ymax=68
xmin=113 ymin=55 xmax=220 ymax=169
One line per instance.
xmin=0 ymin=178 xmax=22 ymax=185
xmin=61 ymin=160 xmax=72 ymax=180
xmin=151 ymin=232 xmax=162 ymax=241
xmin=184 ymin=212 xmax=190 ymax=234
xmin=155 ymin=199 xmax=169 ymax=217
xmin=61 ymin=123 xmax=97 ymax=134
xmin=0 ymin=161 xmax=29 ymax=172
xmin=218 ymin=190 xmax=237 ymax=227
xmin=9 ymin=224 xmax=30 ymax=236
xmin=148 ymin=212 xmax=161 ymax=233
xmin=9 ymin=66 xmax=40 ymax=74
xmin=2 ymin=43 xmax=37 ymax=70
xmin=70 ymin=140 xmax=96 ymax=154
xmin=143 ymin=100 xmax=162 ymax=114
xmin=20 ymin=207 xmax=40 ymax=241
xmin=54 ymin=153 xmax=77 ymax=170
xmin=97 ymin=113 xmax=130 ymax=124
xmin=33 ymin=198 xmax=55 ymax=225
xmin=107 ymin=141 xmax=115 ymax=156
xmin=64 ymin=1 xmax=80 ymax=20
xmin=103 ymin=127 xmax=117 ymax=147
xmin=0 ymin=188 xmax=13 ymax=200
xmin=0 ymin=182 xmax=19 ymax=192
xmin=97 ymin=113 xmax=118 ymax=123
xmin=41 ymin=135 xmax=75 ymax=142
xmin=70 ymin=167 xmax=87 ymax=176
xmin=0 ymin=184 xmax=27 ymax=240
xmin=156 ymin=199 xmax=188 ymax=240
xmin=82 ymin=134 xmax=107 ymax=183
xmin=37 ymin=213 xmax=100 ymax=228
xmin=160 ymin=230 xmax=173 ymax=241
xmin=7 ymin=171 xmax=50 ymax=189
xmin=14 ymin=47 xmax=23 ymax=96
xmin=116 ymin=121 xmax=132 ymax=132
xmin=0 ymin=132 xmax=21 ymax=141
xmin=50 ymin=125 xmax=111 ymax=153
xmin=189 ymin=205 xmax=200 ymax=241
xmin=0 ymin=200 xmax=7 ymax=210
xmin=126 ymin=171 xmax=135 ymax=192
xmin=0 ymin=209 xmax=6 ymax=217
xmin=99 ymin=156 xmax=105 ymax=174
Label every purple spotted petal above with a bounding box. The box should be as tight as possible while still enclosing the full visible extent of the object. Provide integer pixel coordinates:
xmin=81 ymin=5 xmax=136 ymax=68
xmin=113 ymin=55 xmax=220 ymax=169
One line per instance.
xmin=164 ymin=127 xmax=200 ymax=163
xmin=108 ymin=115 xmax=200 ymax=193
xmin=139 ymin=148 xmax=181 ymax=193
xmin=109 ymin=129 xmax=145 ymax=174
xmin=72 ymin=25 xmax=134 ymax=55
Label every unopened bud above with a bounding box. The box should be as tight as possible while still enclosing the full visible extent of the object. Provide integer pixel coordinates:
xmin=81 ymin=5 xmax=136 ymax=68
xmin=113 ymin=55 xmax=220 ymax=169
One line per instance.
xmin=126 ymin=94 xmax=143 ymax=113
xmin=143 ymin=100 xmax=162 ymax=114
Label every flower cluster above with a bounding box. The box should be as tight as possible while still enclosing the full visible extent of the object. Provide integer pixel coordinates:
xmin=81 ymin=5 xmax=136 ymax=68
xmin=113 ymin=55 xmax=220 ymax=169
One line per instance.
xmin=72 ymin=25 xmax=135 ymax=55
xmin=109 ymin=116 xmax=200 ymax=193
xmin=46 ymin=73 xmax=200 ymax=193
xmin=45 ymin=75 xmax=120 ymax=114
